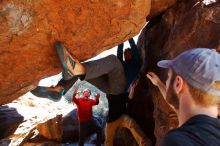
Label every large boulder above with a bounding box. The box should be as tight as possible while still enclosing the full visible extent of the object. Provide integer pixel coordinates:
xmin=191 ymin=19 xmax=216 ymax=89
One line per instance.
xmin=36 ymin=114 xmax=63 ymax=141
xmin=0 ymin=105 xmax=24 ymax=139
xmin=0 ymin=0 xmax=179 ymax=105
xmin=0 ymin=0 xmax=151 ymax=105
xmin=138 ymin=0 xmax=220 ymax=145
xmin=36 ymin=109 xmax=105 ymax=143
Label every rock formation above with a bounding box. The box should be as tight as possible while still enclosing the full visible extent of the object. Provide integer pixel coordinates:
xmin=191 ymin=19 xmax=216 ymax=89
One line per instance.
xmin=138 ymin=0 xmax=220 ymax=145
xmin=0 ymin=105 xmax=24 ymax=139
xmin=1 ymin=0 xmax=219 ymax=145
xmin=36 ymin=109 xmax=105 ymax=143
xmin=147 ymin=0 xmax=177 ymax=19
xmin=0 ymin=0 xmax=179 ymax=105
xmin=0 ymin=0 xmax=152 ymax=104
xmin=36 ymin=114 xmax=63 ymax=141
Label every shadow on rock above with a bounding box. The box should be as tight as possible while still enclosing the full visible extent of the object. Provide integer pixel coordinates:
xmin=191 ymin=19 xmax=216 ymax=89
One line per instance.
xmin=36 ymin=109 xmax=105 ymax=144
xmin=0 ymin=105 xmax=24 ymax=139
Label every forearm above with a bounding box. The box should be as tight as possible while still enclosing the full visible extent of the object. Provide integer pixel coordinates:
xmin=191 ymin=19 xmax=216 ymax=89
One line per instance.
xmin=128 ymin=38 xmax=137 ymax=50
xmin=117 ymin=43 xmax=124 ymax=62
xmin=95 ymin=96 xmax=100 ymax=104
xmin=129 ymin=38 xmax=140 ymax=60
xmin=157 ymin=82 xmax=177 ymax=112
xmin=128 ymin=86 xmax=135 ymax=100
xmin=92 ymin=98 xmax=99 ymax=105
xmin=146 ymin=72 xmax=166 ymax=98
xmin=157 ymin=81 xmax=166 ymax=99
xmin=96 ymin=99 xmax=99 ymax=105
xmin=72 ymin=93 xmax=78 ymax=103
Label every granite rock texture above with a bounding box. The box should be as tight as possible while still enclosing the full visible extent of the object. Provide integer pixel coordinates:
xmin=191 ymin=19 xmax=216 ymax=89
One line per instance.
xmin=0 ymin=0 xmax=152 ymax=104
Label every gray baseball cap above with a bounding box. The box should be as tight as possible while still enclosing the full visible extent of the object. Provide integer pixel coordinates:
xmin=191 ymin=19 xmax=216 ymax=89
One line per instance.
xmin=157 ymin=48 xmax=220 ymax=96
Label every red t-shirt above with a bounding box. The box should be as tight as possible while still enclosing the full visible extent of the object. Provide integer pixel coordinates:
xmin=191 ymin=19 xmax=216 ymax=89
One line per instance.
xmin=72 ymin=95 xmax=99 ymax=122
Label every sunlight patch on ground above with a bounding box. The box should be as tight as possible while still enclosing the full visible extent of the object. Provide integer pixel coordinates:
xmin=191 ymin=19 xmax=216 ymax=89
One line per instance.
xmin=6 ymin=92 xmax=74 ymax=146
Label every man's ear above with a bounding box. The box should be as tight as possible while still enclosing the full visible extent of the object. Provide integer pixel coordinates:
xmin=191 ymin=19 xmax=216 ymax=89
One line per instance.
xmin=174 ymin=75 xmax=184 ymax=94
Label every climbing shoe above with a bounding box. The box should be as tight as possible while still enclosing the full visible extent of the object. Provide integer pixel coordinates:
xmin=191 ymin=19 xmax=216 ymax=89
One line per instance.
xmin=30 ymin=86 xmax=63 ymax=102
xmin=55 ymin=41 xmax=76 ymax=80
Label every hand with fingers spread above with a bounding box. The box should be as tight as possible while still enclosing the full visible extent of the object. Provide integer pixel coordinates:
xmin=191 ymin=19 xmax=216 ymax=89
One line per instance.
xmin=146 ymin=72 xmax=166 ymax=98
xmin=146 ymin=72 xmax=162 ymax=86
xmin=94 ymin=93 xmax=100 ymax=103
xmin=73 ymin=87 xmax=80 ymax=95
xmin=94 ymin=93 xmax=100 ymax=99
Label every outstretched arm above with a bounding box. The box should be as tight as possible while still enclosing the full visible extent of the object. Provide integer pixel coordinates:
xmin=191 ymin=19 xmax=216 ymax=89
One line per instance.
xmin=117 ymin=43 xmax=124 ymax=62
xmin=92 ymin=93 xmax=100 ymax=105
xmin=72 ymin=87 xmax=79 ymax=104
xmin=147 ymin=72 xmax=179 ymax=112
xmin=128 ymin=38 xmax=140 ymax=60
xmin=128 ymin=79 xmax=139 ymax=99
xmin=146 ymin=72 xmax=166 ymax=99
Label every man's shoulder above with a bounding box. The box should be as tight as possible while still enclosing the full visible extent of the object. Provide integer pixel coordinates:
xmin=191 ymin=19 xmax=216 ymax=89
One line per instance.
xmin=161 ymin=130 xmax=188 ymax=146
xmin=161 ymin=115 xmax=220 ymax=146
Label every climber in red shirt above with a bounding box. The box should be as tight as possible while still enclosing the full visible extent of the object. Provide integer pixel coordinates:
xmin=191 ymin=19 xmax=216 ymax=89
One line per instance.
xmin=72 ymin=87 xmax=102 ymax=146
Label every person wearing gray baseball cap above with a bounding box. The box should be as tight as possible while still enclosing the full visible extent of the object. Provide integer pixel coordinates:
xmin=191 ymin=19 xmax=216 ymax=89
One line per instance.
xmin=146 ymin=48 xmax=220 ymax=146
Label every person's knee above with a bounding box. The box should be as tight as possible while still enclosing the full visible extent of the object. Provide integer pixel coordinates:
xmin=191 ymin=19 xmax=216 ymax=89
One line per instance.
xmin=122 ymin=115 xmax=137 ymax=128
xmin=105 ymin=135 xmax=114 ymax=143
xmin=107 ymin=54 xmax=117 ymax=59
xmin=122 ymin=115 xmax=132 ymax=121
xmin=106 ymin=55 xmax=119 ymax=63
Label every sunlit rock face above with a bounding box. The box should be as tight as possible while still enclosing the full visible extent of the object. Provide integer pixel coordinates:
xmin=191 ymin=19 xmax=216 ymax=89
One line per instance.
xmin=0 ymin=0 xmax=152 ymax=104
xmin=36 ymin=109 xmax=105 ymax=143
xmin=36 ymin=114 xmax=63 ymax=141
xmin=1 ymin=0 xmax=219 ymax=145
xmin=138 ymin=0 xmax=220 ymax=145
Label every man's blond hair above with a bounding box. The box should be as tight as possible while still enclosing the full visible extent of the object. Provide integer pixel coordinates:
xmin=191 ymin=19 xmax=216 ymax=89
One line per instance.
xmin=188 ymin=81 xmax=220 ymax=107
xmin=171 ymin=68 xmax=220 ymax=107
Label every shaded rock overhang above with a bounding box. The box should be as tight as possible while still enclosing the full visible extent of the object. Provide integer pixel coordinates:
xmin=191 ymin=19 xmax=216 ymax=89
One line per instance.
xmin=0 ymin=0 xmax=177 ymax=104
